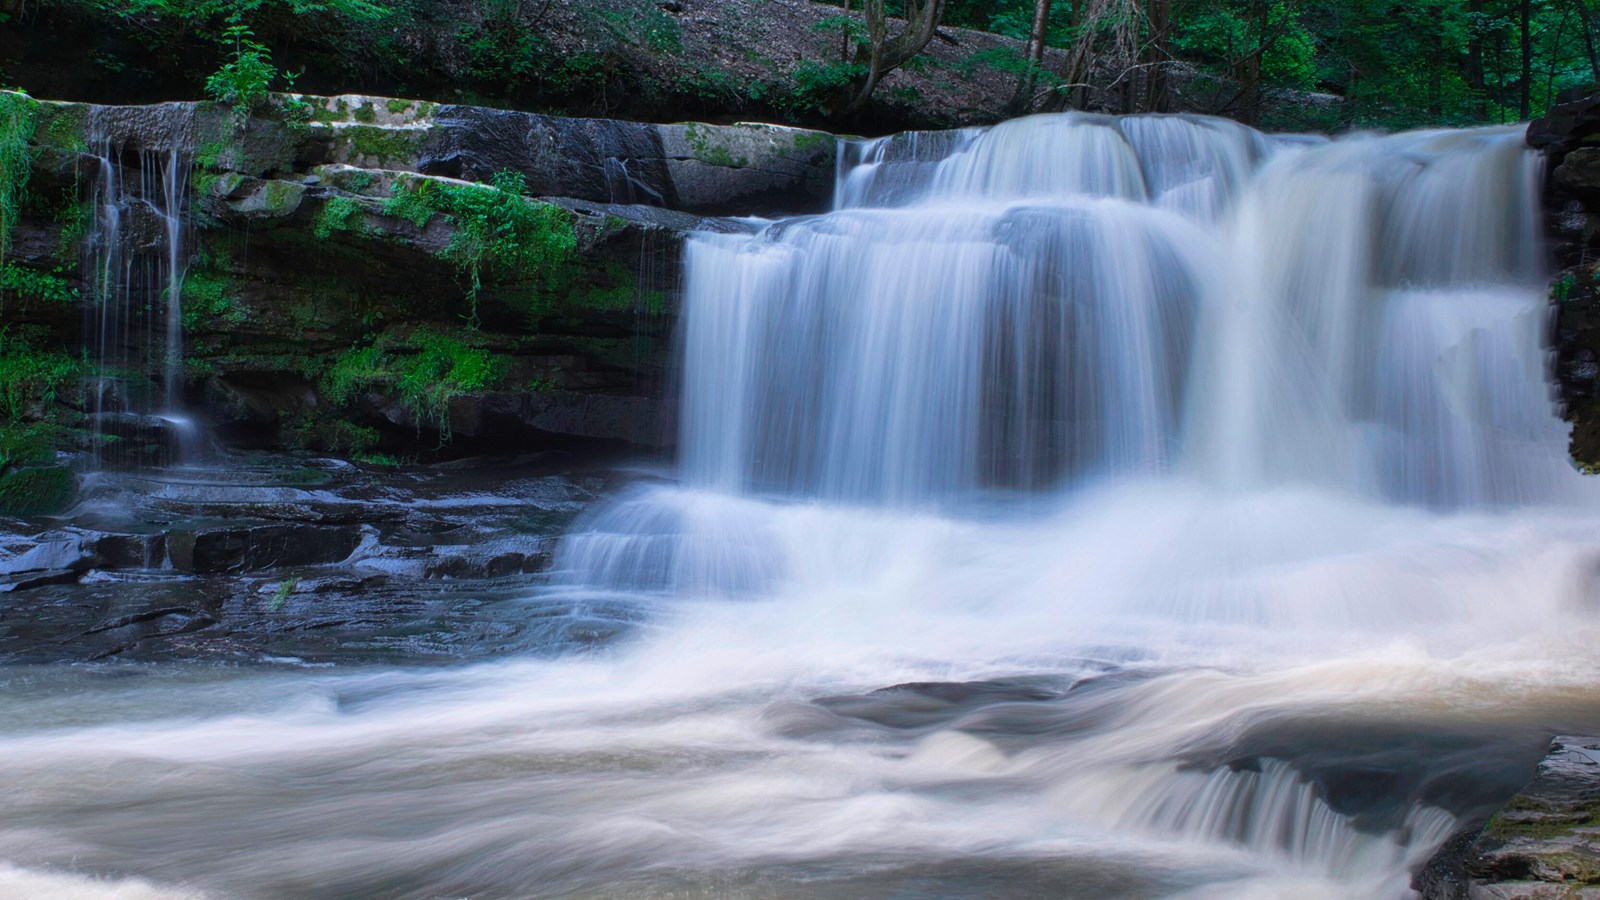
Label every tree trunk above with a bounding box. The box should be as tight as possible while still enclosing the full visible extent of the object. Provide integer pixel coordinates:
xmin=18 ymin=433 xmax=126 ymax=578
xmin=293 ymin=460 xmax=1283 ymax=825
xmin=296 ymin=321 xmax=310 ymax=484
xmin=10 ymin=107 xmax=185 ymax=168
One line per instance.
xmin=1467 ymin=0 xmax=1487 ymax=118
xmin=1580 ymin=0 xmax=1600 ymax=81
xmin=1144 ymin=0 xmax=1172 ymax=112
xmin=1016 ymin=0 xmax=1051 ymax=107
xmin=1520 ymin=0 xmax=1533 ymax=120
xmin=842 ymin=0 xmax=853 ymax=61
xmin=843 ymin=0 xmax=947 ymax=114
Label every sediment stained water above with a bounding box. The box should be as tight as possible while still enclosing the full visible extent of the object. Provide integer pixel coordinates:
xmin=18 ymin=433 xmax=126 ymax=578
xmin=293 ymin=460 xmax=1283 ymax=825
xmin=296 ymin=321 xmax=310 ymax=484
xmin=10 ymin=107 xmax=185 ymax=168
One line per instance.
xmin=3 ymin=114 xmax=1599 ymax=899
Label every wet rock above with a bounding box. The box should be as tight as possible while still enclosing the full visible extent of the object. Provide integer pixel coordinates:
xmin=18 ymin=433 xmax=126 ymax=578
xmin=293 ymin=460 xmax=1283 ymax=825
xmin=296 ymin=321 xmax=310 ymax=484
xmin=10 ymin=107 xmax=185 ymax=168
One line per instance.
xmin=167 ymin=523 xmax=361 ymax=574
xmin=446 ymin=391 xmax=665 ymax=448
xmin=1417 ymin=736 xmax=1600 ymax=899
xmin=0 ymin=569 xmax=80 ymax=593
xmin=83 ymin=531 xmax=168 ymax=569
xmin=1555 ymin=149 xmax=1600 ymax=192
xmin=417 ymin=105 xmax=834 ymax=216
xmin=659 ymin=121 xmax=837 ymax=215
xmin=220 ymin=178 xmax=308 ymax=218
xmin=0 ymin=533 xmax=94 ymax=578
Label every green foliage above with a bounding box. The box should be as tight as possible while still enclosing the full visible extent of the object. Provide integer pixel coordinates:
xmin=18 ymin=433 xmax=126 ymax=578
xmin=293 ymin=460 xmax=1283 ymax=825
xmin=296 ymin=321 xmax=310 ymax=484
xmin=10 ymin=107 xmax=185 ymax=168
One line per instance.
xmin=323 ymin=328 xmax=509 ymax=439
xmin=81 ymin=0 xmax=390 ymax=23
xmin=179 ymin=270 xmax=249 ymax=331
xmin=1175 ymin=1 xmax=1317 ymax=91
xmin=596 ymin=4 xmax=683 ymax=54
xmin=958 ymin=47 xmax=1064 ymax=95
xmin=205 ymin=24 xmax=278 ymax=120
xmin=0 ymin=422 xmax=54 ymax=471
xmin=0 ymin=331 xmax=83 ymax=424
xmin=313 ymin=195 xmax=365 ymax=239
xmin=789 ymin=60 xmax=867 ymax=115
xmin=385 ymin=98 xmax=412 ymax=115
xmin=383 ymin=170 xmax=578 ymax=327
xmin=0 ymin=90 xmax=37 ymax=267
xmin=0 ymin=265 xmax=78 ymax=307
xmin=268 ymin=576 xmax=298 ymax=610
xmin=460 ymin=1 xmax=544 ymax=83
xmin=0 ymin=464 xmax=76 ymax=516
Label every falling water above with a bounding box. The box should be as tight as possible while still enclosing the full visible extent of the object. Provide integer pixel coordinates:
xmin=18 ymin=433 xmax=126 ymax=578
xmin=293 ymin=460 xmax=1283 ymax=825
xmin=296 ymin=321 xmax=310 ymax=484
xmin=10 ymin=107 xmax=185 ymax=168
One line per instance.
xmin=2 ymin=113 xmax=1599 ymax=900
xmin=82 ymin=104 xmax=196 ymax=466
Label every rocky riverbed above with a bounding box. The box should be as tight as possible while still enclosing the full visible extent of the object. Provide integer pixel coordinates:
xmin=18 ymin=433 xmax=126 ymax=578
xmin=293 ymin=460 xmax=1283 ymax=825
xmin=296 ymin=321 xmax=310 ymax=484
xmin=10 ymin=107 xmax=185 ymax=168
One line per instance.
xmin=0 ymin=453 xmax=658 ymax=665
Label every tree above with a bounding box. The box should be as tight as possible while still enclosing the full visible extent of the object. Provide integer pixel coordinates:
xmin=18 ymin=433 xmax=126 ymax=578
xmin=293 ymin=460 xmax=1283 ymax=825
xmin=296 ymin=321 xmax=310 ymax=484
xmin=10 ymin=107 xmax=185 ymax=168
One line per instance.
xmin=842 ymin=0 xmax=950 ymax=114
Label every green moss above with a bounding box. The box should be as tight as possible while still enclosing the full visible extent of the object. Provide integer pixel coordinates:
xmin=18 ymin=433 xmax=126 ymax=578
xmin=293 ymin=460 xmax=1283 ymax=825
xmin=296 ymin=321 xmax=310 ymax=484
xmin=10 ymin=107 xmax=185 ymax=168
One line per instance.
xmin=791 ymin=129 xmax=834 ymax=154
xmin=0 ymin=333 xmax=83 ymax=423
xmin=0 ymin=422 xmax=54 ymax=470
xmin=0 ymin=465 xmax=76 ymax=517
xmin=323 ymin=328 xmax=508 ymax=440
xmin=385 ymin=98 xmax=412 ymax=115
xmin=383 ymin=171 xmax=578 ymax=326
xmin=261 ymin=180 xmax=305 ymax=214
xmin=33 ymin=103 xmax=87 ymax=154
xmin=180 ymin=270 xmax=249 ymax=332
xmin=1484 ymin=799 xmax=1600 ymax=841
xmin=53 ymin=195 xmax=90 ymax=260
xmin=345 ymin=125 xmax=422 ymax=165
xmin=313 ymin=195 xmax=365 ymax=239
xmin=684 ymin=122 xmax=750 ymax=168
xmin=353 ymin=101 xmax=377 ymax=123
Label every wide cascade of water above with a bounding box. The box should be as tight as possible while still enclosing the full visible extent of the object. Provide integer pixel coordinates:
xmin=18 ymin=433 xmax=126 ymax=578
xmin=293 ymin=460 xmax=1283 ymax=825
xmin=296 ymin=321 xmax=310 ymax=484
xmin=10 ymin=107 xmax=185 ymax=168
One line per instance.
xmin=2 ymin=113 xmax=1599 ymax=900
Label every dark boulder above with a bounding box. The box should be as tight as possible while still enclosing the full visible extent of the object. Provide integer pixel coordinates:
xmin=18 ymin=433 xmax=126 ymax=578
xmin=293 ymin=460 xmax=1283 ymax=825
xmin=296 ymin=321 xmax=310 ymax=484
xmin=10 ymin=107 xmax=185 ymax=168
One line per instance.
xmin=166 ymin=523 xmax=362 ymax=574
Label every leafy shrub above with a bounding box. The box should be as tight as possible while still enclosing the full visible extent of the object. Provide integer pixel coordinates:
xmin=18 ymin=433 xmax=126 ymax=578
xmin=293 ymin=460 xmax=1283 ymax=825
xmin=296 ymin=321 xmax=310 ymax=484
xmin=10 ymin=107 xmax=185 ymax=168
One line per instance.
xmin=0 ymin=264 xmax=78 ymax=307
xmin=204 ymin=24 xmax=278 ymax=120
xmin=313 ymin=195 xmax=365 ymax=239
xmin=323 ymin=329 xmax=508 ymax=440
xmin=0 ymin=90 xmax=37 ymax=264
xmin=0 ymin=331 xmax=83 ymax=424
xmin=383 ymin=170 xmax=577 ymax=327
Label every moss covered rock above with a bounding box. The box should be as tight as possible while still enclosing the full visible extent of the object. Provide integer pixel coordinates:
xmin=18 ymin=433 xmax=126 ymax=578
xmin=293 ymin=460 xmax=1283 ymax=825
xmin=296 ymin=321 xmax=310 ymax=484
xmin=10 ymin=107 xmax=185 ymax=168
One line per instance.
xmin=0 ymin=465 xmax=77 ymax=517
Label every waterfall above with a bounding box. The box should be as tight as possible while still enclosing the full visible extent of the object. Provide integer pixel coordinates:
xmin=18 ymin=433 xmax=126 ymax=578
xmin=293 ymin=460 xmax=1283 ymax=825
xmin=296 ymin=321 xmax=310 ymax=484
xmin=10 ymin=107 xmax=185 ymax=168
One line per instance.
xmin=544 ymin=111 xmax=1599 ymax=895
xmin=82 ymin=104 xmax=197 ymax=466
xmin=670 ymin=115 xmax=1568 ymax=508
xmin=4 ymin=111 xmax=1596 ymax=900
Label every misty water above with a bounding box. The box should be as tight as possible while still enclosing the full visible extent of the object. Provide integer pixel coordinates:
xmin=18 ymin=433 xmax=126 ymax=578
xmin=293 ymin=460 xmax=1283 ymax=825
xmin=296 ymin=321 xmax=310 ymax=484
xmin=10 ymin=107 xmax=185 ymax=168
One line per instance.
xmin=4 ymin=114 xmax=1600 ymax=899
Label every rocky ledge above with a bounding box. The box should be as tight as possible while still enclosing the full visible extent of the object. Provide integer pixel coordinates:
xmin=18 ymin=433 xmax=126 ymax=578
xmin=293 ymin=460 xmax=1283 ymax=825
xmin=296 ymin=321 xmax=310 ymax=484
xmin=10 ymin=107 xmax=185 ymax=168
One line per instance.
xmin=1531 ymin=88 xmax=1600 ymax=469
xmin=0 ymin=454 xmax=644 ymax=664
xmin=3 ymin=91 xmax=837 ymax=506
xmin=1418 ymin=736 xmax=1600 ymax=899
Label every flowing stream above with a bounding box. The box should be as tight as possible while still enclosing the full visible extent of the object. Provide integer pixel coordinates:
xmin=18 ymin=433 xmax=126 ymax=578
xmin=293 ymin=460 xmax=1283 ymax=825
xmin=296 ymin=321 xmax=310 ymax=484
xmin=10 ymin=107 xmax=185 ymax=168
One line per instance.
xmin=4 ymin=114 xmax=1600 ymax=899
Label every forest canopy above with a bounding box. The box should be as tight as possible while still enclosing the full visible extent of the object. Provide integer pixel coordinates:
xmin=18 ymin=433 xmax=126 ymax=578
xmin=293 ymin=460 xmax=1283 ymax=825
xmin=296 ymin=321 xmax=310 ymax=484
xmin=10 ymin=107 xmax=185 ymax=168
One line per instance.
xmin=2 ymin=0 xmax=1595 ymax=132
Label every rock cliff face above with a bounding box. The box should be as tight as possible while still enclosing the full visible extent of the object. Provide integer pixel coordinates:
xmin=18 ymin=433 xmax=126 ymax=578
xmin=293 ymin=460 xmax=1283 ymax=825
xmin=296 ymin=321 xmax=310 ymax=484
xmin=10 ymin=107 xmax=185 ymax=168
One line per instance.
xmin=5 ymin=92 xmax=836 ymax=481
xmin=1530 ymin=89 xmax=1600 ymax=469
